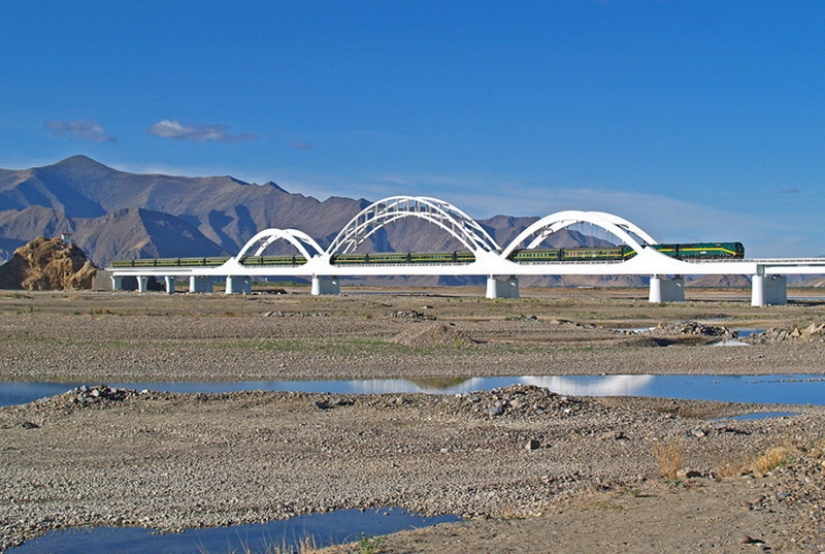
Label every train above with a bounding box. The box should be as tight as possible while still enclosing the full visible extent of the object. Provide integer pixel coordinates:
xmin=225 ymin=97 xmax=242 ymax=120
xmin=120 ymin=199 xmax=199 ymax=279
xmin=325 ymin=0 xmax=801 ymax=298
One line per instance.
xmin=330 ymin=242 xmax=744 ymax=264
xmin=110 ymin=241 xmax=744 ymax=268
xmin=111 ymin=256 xmax=231 ymax=268
xmin=330 ymin=251 xmax=475 ymax=265
xmin=509 ymin=242 xmax=745 ymax=263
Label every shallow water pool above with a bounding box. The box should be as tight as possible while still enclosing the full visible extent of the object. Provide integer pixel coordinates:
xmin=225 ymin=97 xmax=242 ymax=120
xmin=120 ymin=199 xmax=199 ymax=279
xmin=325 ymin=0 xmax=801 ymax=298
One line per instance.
xmin=3 ymin=374 xmax=825 ymax=408
xmin=8 ymin=507 xmax=459 ymax=554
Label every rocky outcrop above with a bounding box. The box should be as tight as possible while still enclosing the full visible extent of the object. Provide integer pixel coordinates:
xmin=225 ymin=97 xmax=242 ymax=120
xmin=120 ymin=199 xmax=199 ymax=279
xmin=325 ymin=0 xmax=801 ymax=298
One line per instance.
xmin=0 ymin=236 xmax=97 ymax=290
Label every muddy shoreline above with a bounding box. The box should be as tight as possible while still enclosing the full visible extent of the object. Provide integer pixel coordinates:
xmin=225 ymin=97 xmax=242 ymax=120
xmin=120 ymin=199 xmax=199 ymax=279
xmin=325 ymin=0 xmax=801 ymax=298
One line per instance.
xmin=2 ymin=289 xmax=825 ymax=552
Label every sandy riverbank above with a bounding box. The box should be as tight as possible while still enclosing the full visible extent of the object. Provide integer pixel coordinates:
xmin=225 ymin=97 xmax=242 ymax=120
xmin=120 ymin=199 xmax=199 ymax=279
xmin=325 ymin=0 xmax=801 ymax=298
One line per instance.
xmin=1 ymin=288 xmax=825 ymax=552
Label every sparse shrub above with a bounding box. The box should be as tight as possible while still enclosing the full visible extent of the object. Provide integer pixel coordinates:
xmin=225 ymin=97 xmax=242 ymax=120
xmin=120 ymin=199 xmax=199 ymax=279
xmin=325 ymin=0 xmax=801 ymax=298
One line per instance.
xmin=652 ymin=438 xmax=684 ymax=480
xmin=357 ymin=533 xmax=386 ymax=554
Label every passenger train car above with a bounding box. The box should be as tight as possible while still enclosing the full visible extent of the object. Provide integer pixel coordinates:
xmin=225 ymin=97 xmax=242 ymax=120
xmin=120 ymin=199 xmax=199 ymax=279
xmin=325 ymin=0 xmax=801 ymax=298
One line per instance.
xmin=111 ymin=242 xmax=744 ymax=268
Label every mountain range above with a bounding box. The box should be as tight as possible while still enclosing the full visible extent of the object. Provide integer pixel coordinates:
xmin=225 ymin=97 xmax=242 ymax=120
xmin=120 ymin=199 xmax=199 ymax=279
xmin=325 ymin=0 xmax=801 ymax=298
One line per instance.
xmin=0 ymin=155 xmax=770 ymax=288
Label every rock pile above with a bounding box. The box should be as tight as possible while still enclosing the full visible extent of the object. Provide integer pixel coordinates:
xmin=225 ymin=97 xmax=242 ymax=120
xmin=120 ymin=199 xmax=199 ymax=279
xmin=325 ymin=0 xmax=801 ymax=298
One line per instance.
xmin=0 ymin=236 xmax=97 ymax=290
xmin=646 ymin=321 xmax=736 ymax=339
xmin=745 ymin=322 xmax=825 ymax=344
xmin=392 ymin=310 xmax=435 ymax=320
xmin=456 ymin=385 xmax=586 ymax=420
xmin=67 ymin=385 xmax=139 ymax=405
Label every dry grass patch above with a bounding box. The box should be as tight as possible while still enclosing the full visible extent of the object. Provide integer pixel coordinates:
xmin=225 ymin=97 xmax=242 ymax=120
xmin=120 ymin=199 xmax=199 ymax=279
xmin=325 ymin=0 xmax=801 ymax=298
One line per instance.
xmin=713 ymin=444 xmax=798 ymax=479
xmin=751 ymin=446 xmax=795 ymax=476
xmin=652 ymin=438 xmax=684 ymax=480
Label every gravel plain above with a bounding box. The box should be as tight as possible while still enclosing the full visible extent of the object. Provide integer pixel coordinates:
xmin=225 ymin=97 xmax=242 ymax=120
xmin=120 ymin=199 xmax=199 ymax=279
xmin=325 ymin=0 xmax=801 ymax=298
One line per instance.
xmin=1 ymin=288 xmax=825 ymax=553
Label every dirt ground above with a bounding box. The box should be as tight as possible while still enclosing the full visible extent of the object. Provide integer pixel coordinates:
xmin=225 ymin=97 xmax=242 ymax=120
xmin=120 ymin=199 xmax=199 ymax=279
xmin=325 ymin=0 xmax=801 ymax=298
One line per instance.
xmin=1 ymin=287 xmax=825 ymax=553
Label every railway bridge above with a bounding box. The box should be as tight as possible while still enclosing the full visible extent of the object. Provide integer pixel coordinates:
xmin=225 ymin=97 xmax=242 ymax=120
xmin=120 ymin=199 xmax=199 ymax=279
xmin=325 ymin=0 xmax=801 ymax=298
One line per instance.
xmin=107 ymin=196 xmax=825 ymax=306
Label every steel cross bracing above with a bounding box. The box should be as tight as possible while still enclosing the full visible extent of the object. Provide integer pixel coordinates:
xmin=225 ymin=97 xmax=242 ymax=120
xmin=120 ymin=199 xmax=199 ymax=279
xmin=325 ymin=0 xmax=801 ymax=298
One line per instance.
xmin=107 ymin=195 xmax=825 ymax=280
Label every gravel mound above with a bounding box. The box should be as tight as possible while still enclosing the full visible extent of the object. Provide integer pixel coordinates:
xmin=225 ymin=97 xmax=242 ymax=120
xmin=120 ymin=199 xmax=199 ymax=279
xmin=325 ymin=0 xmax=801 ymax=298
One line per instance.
xmin=390 ymin=322 xmax=480 ymax=347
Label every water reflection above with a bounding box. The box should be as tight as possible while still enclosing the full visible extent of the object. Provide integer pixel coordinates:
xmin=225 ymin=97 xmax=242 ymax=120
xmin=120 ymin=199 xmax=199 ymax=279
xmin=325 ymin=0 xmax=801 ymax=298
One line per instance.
xmin=522 ymin=375 xmax=655 ymax=396
xmin=3 ymin=374 xmax=825 ymax=407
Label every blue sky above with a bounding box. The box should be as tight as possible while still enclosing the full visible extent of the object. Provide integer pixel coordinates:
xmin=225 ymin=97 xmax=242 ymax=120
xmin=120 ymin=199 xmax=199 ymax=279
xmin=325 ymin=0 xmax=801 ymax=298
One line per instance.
xmin=1 ymin=1 xmax=823 ymax=257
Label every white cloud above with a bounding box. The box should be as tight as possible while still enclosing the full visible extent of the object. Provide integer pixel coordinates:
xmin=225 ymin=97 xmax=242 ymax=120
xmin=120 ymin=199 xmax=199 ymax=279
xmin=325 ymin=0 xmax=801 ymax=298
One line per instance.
xmin=45 ymin=120 xmax=115 ymax=142
xmin=148 ymin=120 xmax=257 ymax=143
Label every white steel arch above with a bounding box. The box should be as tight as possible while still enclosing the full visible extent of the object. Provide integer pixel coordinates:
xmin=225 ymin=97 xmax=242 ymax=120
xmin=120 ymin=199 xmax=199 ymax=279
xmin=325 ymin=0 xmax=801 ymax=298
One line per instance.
xmin=326 ymin=196 xmax=502 ymax=255
xmin=236 ymin=228 xmax=324 ymax=261
xmin=501 ymin=210 xmax=654 ymax=259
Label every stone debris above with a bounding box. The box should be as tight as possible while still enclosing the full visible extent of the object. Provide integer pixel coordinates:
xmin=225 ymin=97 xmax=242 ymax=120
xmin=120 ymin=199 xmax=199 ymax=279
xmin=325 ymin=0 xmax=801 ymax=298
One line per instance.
xmin=392 ymin=310 xmax=435 ymax=320
xmin=313 ymin=397 xmax=354 ymax=410
xmin=745 ymin=322 xmax=825 ymax=344
xmin=548 ymin=318 xmax=600 ymax=329
xmin=69 ymin=384 xmax=137 ymax=405
xmin=459 ymin=385 xmax=585 ymax=420
xmin=645 ymin=321 xmax=737 ymax=339
xmin=261 ymin=311 xmax=330 ymax=317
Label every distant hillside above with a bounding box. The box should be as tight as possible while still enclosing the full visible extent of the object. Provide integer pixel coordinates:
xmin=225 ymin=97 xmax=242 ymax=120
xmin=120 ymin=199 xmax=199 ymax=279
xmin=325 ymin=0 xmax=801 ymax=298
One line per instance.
xmin=0 ymin=155 xmax=729 ymax=289
xmin=0 ymin=156 xmax=369 ymax=264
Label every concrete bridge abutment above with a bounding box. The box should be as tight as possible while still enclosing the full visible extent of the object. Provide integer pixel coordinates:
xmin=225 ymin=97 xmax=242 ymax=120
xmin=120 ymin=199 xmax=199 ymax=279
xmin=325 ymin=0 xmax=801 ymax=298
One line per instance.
xmin=311 ymin=276 xmax=340 ymax=295
xmin=486 ymin=276 xmax=519 ymax=299
xmin=649 ymin=276 xmax=685 ymax=303
xmin=751 ymin=274 xmax=787 ymax=306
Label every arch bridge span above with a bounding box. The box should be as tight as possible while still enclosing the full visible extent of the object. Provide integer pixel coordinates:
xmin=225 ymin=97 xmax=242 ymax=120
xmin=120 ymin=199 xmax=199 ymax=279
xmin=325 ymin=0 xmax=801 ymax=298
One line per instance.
xmin=107 ymin=196 xmax=825 ymax=306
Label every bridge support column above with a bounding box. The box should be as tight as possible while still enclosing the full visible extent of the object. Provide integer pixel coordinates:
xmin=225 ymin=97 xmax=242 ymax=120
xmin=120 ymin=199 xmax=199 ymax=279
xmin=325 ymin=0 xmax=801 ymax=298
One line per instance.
xmin=649 ymin=276 xmax=685 ymax=303
xmin=751 ymin=275 xmax=787 ymax=306
xmin=136 ymin=276 xmax=149 ymax=294
xmin=311 ymin=276 xmax=340 ymax=295
xmin=111 ymin=276 xmax=124 ymax=291
xmin=189 ymin=276 xmax=213 ymax=293
xmin=164 ymin=276 xmax=176 ymax=294
xmin=225 ymin=276 xmax=252 ymax=294
xmin=486 ymin=276 xmax=519 ymax=299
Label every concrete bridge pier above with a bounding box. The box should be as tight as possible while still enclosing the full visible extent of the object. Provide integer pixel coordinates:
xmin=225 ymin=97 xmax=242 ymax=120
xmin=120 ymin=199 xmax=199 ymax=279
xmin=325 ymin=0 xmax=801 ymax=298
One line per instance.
xmin=486 ymin=276 xmax=519 ymax=299
xmin=164 ymin=276 xmax=176 ymax=294
xmin=110 ymin=276 xmax=123 ymax=291
xmin=649 ymin=276 xmax=685 ymax=303
xmin=225 ymin=276 xmax=252 ymax=294
xmin=311 ymin=276 xmax=340 ymax=295
xmin=751 ymin=274 xmax=787 ymax=306
xmin=189 ymin=276 xmax=213 ymax=293
xmin=136 ymin=276 xmax=149 ymax=294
